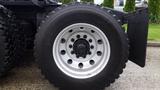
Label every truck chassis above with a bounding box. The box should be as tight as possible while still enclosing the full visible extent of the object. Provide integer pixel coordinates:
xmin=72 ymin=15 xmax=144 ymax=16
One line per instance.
xmin=0 ymin=0 xmax=148 ymax=90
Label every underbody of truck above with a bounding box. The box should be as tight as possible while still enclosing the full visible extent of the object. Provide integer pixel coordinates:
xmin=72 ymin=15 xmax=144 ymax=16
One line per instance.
xmin=0 ymin=0 xmax=148 ymax=90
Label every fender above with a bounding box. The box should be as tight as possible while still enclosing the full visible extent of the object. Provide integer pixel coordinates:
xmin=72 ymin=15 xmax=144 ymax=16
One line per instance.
xmin=110 ymin=8 xmax=149 ymax=67
xmin=126 ymin=8 xmax=149 ymax=67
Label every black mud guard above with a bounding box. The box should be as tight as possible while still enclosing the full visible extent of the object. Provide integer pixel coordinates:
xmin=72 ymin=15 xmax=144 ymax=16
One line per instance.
xmin=127 ymin=8 xmax=149 ymax=67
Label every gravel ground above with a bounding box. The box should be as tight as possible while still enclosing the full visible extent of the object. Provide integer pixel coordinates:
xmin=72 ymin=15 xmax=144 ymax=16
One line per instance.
xmin=0 ymin=47 xmax=160 ymax=90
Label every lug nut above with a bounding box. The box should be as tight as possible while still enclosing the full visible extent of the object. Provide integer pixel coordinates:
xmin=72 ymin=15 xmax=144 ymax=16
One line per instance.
xmin=61 ymin=50 xmax=66 ymax=55
xmin=88 ymin=51 xmax=92 ymax=55
xmin=61 ymin=38 xmax=66 ymax=43
xmin=89 ymin=39 xmax=92 ymax=43
xmin=97 ymin=51 xmax=102 ymax=56
xmin=69 ymin=45 xmax=73 ymax=48
xmin=98 ymin=39 xmax=103 ymax=44
xmin=76 ymin=55 xmax=80 ymax=58
xmin=83 ymin=35 xmax=87 ymax=39
xmin=90 ymin=45 xmax=94 ymax=49
xmin=90 ymin=60 xmax=95 ymax=65
xmin=67 ymin=59 xmax=73 ymax=64
xmin=76 ymin=35 xmax=80 ymax=38
xmin=71 ymin=38 xmax=75 ymax=42
xmin=78 ymin=63 xmax=83 ymax=68
xmin=71 ymin=51 xmax=74 ymax=54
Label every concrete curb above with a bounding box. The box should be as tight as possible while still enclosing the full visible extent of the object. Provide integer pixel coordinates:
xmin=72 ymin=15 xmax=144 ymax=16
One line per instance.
xmin=147 ymin=41 xmax=160 ymax=47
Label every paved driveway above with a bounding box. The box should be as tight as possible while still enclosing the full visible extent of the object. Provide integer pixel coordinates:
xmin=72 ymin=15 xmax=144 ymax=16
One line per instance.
xmin=0 ymin=47 xmax=160 ymax=90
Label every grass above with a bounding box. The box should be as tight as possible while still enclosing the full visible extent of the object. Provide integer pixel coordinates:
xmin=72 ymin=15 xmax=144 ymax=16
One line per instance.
xmin=123 ymin=24 xmax=160 ymax=42
xmin=148 ymin=24 xmax=160 ymax=41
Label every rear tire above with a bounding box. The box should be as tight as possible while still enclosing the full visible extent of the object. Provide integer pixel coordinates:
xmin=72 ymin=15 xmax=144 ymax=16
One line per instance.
xmin=0 ymin=6 xmax=24 ymax=77
xmin=35 ymin=3 xmax=128 ymax=90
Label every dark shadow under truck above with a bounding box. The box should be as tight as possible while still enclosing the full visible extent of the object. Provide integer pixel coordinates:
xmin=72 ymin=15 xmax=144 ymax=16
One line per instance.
xmin=0 ymin=0 xmax=148 ymax=90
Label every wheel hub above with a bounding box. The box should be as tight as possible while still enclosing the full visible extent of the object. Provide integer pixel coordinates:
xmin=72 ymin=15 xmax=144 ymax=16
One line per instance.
xmin=53 ymin=23 xmax=111 ymax=79
xmin=73 ymin=39 xmax=90 ymax=58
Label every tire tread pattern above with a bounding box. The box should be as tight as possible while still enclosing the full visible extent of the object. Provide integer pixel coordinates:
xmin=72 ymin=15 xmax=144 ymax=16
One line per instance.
xmin=0 ymin=6 xmax=24 ymax=77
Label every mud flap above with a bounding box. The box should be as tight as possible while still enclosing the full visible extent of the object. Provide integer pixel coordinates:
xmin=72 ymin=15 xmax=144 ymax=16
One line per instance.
xmin=127 ymin=8 xmax=149 ymax=67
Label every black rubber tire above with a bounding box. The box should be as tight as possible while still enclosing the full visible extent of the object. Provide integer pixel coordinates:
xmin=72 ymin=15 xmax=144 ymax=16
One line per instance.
xmin=35 ymin=3 xmax=129 ymax=90
xmin=0 ymin=6 xmax=24 ymax=77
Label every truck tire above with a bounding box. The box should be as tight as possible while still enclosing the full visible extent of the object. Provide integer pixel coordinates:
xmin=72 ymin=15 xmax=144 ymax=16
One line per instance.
xmin=35 ymin=3 xmax=129 ymax=90
xmin=0 ymin=6 xmax=23 ymax=77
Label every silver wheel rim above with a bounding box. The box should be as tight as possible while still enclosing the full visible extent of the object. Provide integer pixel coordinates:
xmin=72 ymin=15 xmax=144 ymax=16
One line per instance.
xmin=53 ymin=23 xmax=111 ymax=79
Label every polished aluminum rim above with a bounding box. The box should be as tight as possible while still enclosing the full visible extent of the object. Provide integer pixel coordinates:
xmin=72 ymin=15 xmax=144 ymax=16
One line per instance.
xmin=53 ymin=23 xmax=111 ymax=79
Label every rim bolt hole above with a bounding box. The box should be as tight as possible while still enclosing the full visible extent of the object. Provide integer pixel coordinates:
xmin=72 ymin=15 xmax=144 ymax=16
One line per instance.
xmin=61 ymin=38 xmax=66 ymax=43
xmin=67 ymin=59 xmax=73 ymax=64
xmin=61 ymin=50 xmax=66 ymax=55
xmin=90 ymin=60 xmax=95 ymax=65
xmin=69 ymin=29 xmax=73 ymax=33
xmin=79 ymin=63 xmax=83 ymax=68
xmin=83 ymin=35 xmax=87 ymax=39
xmin=80 ymin=27 xmax=84 ymax=29
xmin=69 ymin=45 xmax=73 ymax=48
xmin=89 ymin=39 xmax=92 ymax=43
xmin=91 ymin=30 xmax=95 ymax=33
xmin=76 ymin=35 xmax=80 ymax=38
xmin=98 ymin=39 xmax=103 ymax=44
xmin=97 ymin=51 xmax=102 ymax=56
xmin=71 ymin=38 xmax=75 ymax=42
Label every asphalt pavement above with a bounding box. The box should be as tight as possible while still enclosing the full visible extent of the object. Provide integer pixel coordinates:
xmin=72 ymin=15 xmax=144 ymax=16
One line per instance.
xmin=0 ymin=47 xmax=160 ymax=90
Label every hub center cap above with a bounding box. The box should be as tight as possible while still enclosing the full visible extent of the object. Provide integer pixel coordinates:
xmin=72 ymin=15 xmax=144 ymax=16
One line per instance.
xmin=73 ymin=39 xmax=90 ymax=58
